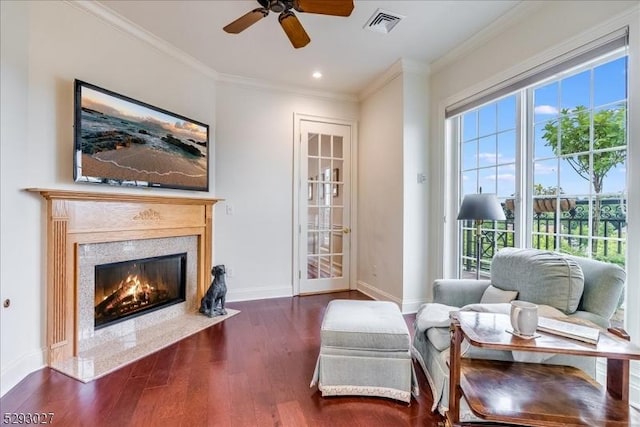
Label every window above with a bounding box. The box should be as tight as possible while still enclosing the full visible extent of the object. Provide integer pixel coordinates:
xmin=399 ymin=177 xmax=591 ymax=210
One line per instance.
xmin=530 ymin=55 xmax=627 ymax=265
xmin=452 ymin=49 xmax=628 ymax=283
xmin=459 ymin=95 xmax=517 ymax=276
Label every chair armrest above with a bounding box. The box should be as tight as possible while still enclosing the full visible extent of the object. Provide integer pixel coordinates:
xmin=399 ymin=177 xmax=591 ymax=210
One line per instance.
xmin=433 ymin=279 xmax=491 ymax=307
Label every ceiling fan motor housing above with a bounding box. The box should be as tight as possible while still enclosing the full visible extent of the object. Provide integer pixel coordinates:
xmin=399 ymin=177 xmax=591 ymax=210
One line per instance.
xmin=258 ymin=0 xmax=294 ymax=13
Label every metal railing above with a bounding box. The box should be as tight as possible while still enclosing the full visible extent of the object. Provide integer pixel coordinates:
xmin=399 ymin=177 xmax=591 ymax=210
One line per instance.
xmin=462 ymin=198 xmax=627 ymax=274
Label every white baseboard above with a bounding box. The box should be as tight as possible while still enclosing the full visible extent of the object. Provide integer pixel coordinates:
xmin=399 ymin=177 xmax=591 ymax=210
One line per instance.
xmin=356 ymin=280 xmax=401 ymax=305
xmin=400 ymin=298 xmax=428 ymax=314
xmin=1 ymin=348 xmax=45 ymax=398
xmin=226 ymin=285 xmax=292 ymax=303
xmin=356 ymin=281 xmax=427 ymax=314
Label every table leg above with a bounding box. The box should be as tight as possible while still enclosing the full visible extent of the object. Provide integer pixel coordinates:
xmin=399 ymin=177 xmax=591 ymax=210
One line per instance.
xmin=447 ymin=315 xmax=463 ymax=426
xmin=606 ymin=327 xmax=631 ymax=401
xmin=607 ymin=358 xmax=630 ymax=401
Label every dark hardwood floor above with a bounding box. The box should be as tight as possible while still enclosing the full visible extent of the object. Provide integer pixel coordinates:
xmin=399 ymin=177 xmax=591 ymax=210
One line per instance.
xmin=0 ymin=291 xmax=445 ymax=426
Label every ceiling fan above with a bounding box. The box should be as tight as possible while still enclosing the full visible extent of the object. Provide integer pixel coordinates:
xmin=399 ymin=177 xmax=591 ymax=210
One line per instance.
xmin=223 ymin=0 xmax=354 ymax=49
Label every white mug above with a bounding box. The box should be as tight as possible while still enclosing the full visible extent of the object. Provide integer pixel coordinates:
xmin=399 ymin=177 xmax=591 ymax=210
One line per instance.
xmin=510 ymin=300 xmax=538 ymax=336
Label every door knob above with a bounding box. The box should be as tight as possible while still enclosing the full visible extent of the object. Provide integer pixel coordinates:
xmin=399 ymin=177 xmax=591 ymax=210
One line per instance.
xmin=342 ymin=227 xmax=351 ymax=234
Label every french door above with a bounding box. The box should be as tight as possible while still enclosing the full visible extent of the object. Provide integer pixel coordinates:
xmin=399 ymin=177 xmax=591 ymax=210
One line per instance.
xmin=298 ymin=119 xmax=351 ymax=294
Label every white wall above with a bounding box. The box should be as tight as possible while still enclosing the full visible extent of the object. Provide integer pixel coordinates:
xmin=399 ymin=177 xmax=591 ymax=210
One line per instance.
xmin=356 ymin=62 xmax=430 ymax=311
xmin=357 ymin=74 xmax=405 ymax=303
xmin=0 ymin=0 xmax=216 ymax=396
xmin=428 ymin=0 xmax=640 ymax=404
xmin=401 ymin=68 xmax=430 ymax=311
xmin=214 ymin=81 xmax=358 ymax=301
xmin=0 ymin=0 xmax=39 ymax=398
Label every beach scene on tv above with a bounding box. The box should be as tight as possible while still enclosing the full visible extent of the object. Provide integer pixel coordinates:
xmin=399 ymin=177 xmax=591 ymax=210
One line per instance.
xmin=77 ymin=85 xmax=208 ymax=190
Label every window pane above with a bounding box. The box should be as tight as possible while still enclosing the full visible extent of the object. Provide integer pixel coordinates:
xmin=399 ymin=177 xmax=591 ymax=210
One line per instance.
xmin=594 ymin=57 xmax=627 ymax=107
xmin=479 ymin=167 xmax=498 ymax=193
xmin=534 ymin=122 xmax=556 ymax=160
xmin=308 ymin=134 xmax=319 ymax=156
xmin=308 ymin=157 xmax=319 ymax=180
xmin=558 ymin=235 xmax=588 ymax=257
xmin=321 ymin=134 xmax=331 ymax=157
xmin=496 ymin=165 xmax=515 ymax=198
xmin=478 ymin=104 xmax=496 ymax=136
xmin=594 ymin=104 xmax=626 ymax=150
xmin=463 ymin=111 xmax=478 ymax=142
xmin=462 ymin=171 xmax=478 ymax=196
xmin=462 ymin=140 xmax=478 ymax=171
xmin=497 ymin=96 xmax=516 ymax=132
xmin=597 ymin=151 xmax=626 ymax=194
xmin=560 ymin=154 xmax=590 ymax=195
xmin=534 ymin=158 xmax=558 ymax=190
xmin=333 ymin=136 xmax=343 ymax=159
xmin=561 ymin=70 xmax=590 ymax=110
xmin=478 ymin=135 xmax=497 ymax=167
xmin=497 ymin=131 xmax=516 ymax=164
xmin=534 ymin=82 xmax=559 ymax=123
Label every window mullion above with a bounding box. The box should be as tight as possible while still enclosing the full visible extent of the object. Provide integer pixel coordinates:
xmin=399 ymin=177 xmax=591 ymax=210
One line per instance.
xmin=520 ymin=90 xmax=532 ymax=249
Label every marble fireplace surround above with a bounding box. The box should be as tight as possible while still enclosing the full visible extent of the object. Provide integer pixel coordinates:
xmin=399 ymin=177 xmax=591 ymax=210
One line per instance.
xmin=30 ymin=189 xmax=226 ymax=381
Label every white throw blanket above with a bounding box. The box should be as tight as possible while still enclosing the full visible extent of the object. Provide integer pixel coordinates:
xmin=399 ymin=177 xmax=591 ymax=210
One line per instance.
xmin=415 ymin=302 xmax=567 ymax=363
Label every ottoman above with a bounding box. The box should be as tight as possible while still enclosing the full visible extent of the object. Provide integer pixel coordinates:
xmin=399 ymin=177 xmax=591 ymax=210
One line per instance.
xmin=310 ymin=299 xmax=418 ymax=403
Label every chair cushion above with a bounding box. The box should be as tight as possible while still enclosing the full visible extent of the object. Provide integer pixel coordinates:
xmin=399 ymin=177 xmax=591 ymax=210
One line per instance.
xmin=321 ymin=300 xmax=410 ymax=351
xmin=491 ymin=248 xmax=584 ymax=314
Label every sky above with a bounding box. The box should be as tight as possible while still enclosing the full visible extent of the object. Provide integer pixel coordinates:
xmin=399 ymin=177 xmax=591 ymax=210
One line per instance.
xmin=81 ymin=86 xmax=208 ymax=143
xmin=460 ymin=54 xmax=627 ymax=200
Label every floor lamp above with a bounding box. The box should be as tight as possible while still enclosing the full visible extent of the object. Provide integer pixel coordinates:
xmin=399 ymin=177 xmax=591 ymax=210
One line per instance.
xmin=457 ymin=193 xmax=506 ymax=279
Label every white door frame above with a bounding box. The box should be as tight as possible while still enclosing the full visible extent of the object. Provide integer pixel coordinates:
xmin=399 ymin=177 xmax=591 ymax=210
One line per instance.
xmin=292 ymin=113 xmax=358 ymax=296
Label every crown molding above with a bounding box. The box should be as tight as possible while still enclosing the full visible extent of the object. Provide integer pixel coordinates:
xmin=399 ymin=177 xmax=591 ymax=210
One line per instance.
xmin=67 ymin=1 xmax=358 ymax=103
xmin=430 ymin=1 xmax=546 ymax=75
xmin=358 ymin=58 xmax=429 ymax=101
xmin=68 ymin=0 xmax=218 ymax=79
xmin=216 ymin=73 xmax=359 ymax=103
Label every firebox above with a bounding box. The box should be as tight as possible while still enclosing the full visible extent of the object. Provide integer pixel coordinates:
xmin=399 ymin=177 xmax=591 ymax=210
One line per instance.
xmin=94 ymin=252 xmax=187 ymax=329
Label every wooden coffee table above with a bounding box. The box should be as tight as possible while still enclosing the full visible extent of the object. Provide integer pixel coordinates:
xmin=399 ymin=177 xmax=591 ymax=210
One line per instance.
xmin=447 ymin=311 xmax=640 ymax=427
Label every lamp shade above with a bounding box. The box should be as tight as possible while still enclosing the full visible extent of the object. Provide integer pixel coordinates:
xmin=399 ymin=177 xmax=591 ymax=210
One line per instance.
xmin=457 ymin=193 xmax=506 ymax=221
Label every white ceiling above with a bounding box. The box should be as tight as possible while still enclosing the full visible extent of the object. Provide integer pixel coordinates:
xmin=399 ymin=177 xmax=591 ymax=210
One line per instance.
xmin=97 ymin=0 xmax=522 ymax=97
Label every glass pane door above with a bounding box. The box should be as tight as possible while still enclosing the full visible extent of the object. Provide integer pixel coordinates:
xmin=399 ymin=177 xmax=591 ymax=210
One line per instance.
xmin=300 ymin=121 xmax=350 ymax=293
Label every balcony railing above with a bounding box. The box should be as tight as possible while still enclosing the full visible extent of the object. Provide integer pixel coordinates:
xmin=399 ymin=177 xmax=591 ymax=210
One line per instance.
xmin=461 ymin=197 xmax=627 ymax=276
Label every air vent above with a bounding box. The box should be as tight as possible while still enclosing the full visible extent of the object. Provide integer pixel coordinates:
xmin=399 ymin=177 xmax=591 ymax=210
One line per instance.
xmin=363 ymin=8 xmax=404 ymax=34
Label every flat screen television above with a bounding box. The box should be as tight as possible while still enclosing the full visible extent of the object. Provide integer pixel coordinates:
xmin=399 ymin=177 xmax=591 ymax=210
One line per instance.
xmin=74 ymin=80 xmax=209 ymax=192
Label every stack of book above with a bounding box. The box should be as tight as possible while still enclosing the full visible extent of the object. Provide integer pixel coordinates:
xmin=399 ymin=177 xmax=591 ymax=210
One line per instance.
xmin=537 ymin=317 xmax=600 ymax=344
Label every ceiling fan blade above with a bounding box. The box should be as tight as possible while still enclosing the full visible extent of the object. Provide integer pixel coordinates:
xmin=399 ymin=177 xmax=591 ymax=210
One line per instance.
xmin=294 ymin=0 xmax=354 ymax=17
xmin=223 ymin=8 xmax=269 ymax=34
xmin=279 ymin=11 xmax=310 ymax=49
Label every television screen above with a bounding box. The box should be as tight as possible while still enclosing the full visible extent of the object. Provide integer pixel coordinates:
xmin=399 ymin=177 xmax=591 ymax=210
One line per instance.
xmin=74 ymin=80 xmax=209 ymax=191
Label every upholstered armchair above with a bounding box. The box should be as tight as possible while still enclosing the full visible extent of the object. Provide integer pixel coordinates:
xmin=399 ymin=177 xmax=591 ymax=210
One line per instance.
xmin=412 ymin=247 xmax=626 ymax=415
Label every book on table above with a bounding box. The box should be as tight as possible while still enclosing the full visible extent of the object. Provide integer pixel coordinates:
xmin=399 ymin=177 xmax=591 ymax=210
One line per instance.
xmin=537 ymin=317 xmax=600 ymax=344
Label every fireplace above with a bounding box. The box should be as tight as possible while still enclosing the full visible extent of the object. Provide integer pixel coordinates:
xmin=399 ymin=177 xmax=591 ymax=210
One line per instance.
xmin=94 ymin=253 xmax=187 ymax=329
xmin=30 ymin=188 xmax=220 ymax=366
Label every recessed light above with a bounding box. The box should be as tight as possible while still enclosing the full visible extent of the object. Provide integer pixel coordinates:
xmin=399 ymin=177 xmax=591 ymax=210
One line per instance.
xmin=312 ymin=71 xmax=323 ymax=79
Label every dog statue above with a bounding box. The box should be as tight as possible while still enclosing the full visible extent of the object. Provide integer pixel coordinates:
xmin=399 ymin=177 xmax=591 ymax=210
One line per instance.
xmin=199 ymin=265 xmax=227 ymax=317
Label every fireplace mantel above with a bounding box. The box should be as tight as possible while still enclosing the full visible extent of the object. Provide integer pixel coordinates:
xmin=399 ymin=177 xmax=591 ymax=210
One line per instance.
xmin=28 ymin=188 xmax=222 ymax=364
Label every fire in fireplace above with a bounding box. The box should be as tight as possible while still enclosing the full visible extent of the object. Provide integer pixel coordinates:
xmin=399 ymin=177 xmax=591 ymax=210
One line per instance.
xmin=94 ymin=252 xmax=187 ymax=329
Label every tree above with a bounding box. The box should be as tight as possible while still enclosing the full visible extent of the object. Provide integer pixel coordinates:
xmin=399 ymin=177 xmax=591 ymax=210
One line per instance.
xmin=541 ymin=105 xmax=626 ymax=253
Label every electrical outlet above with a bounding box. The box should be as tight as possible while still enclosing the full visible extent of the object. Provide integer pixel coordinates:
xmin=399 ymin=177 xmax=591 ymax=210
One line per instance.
xmin=372 ymin=264 xmax=377 ymax=277
xmin=225 ymin=203 xmax=234 ymax=215
xmin=226 ymin=267 xmax=234 ymax=277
